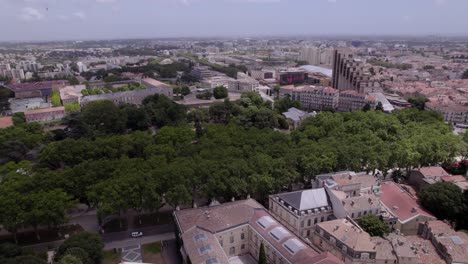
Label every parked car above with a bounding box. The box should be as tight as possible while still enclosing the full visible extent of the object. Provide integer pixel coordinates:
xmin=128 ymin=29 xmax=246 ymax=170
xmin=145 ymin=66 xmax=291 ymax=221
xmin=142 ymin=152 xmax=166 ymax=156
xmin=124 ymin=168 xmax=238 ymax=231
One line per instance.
xmin=131 ymin=231 xmax=143 ymax=238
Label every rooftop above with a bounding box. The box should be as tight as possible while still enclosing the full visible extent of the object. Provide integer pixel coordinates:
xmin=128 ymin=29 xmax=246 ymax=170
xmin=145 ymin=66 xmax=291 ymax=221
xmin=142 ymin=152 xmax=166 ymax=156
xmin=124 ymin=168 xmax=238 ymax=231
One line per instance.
xmin=274 ymin=188 xmax=331 ymax=212
xmin=299 ymin=65 xmax=333 ymax=78
xmin=24 ymin=106 xmax=65 ymax=115
xmin=0 ymin=116 xmax=13 ymax=129
xmin=414 ymin=166 xmax=450 ymax=178
xmin=424 ymin=220 xmax=468 ymax=263
xmin=7 ymin=80 xmax=67 ymax=92
xmin=141 ymin=78 xmax=172 ymax=89
xmin=174 ymin=199 xmax=342 ymax=264
xmin=317 ymin=219 xmax=376 ymax=252
xmin=379 ymin=182 xmax=435 ymax=223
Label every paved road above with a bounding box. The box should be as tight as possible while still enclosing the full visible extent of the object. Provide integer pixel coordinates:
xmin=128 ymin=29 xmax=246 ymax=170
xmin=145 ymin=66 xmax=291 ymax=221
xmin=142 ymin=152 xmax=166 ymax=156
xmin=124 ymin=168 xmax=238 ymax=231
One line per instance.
xmin=102 ymin=224 xmax=174 ymax=243
xmin=104 ymin=232 xmax=175 ymax=250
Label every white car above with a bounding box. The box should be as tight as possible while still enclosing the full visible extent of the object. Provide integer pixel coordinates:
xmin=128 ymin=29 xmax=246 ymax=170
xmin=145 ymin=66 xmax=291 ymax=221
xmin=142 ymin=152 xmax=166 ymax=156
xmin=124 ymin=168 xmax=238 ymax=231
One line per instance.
xmin=131 ymin=231 xmax=143 ymax=238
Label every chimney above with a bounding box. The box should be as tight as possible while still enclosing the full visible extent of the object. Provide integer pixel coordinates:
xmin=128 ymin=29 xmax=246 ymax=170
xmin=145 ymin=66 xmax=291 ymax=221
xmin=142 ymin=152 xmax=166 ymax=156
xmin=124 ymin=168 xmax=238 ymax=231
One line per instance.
xmin=231 ymin=197 xmax=235 ymax=202
xmin=247 ymin=194 xmax=251 ymax=199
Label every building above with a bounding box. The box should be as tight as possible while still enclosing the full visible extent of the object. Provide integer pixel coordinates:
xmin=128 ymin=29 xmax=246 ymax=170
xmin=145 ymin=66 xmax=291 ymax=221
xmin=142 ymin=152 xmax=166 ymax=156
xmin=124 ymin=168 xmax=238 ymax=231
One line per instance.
xmin=425 ymin=102 xmax=468 ymax=125
xmin=0 ymin=116 xmax=13 ymax=129
xmin=269 ymin=188 xmax=334 ymax=239
xmin=24 ymin=107 xmax=66 ymax=123
xmin=337 ymin=90 xmax=376 ymax=112
xmin=76 ymin=62 xmax=87 ymax=73
xmin=299 ymin=47 xmax=333 ymax=67
xmin=368 ymin=92 xmax=395 ymax=113
xmin=327 ymin=189 xmax=381 ymax=221
xmin=228 ymin=78 xmax=259 ymax=93
xmin=80 ymin=88 xmax=169 ymax=106
xmin=387 ymin=233 xmax=446 ymax=264
xmin=418 ymin=220 xmax=468 ymax=264
xmin=174 ymin=199 xmax=342 ymax=264
xmin=312 ymin=219 xmax=378 ymax=264
xmin=379 ymin=182 xmax=436 ymax=235
xmin=250 ymin=69 xmax=275 ymax=80
xmin=282 ymin=107 xmax=316 ymax=129
xmin=280 ymin=85 xmax=339 ymax=111
xmin=141 ymin=78 xmax=173 ymax=97
xmin=332 ymin=49 xmax=371 ymax=93
xmin=190 ymin=66 xmax=214 ymax=80
xmin=276 ymin=68 xmax=308 ymax=85
xmin=314 ymin=171 xmax=379 ymax=197
xmin=7 ymin=80 xmax=67 ymax=99
xmin=59 ymin=85 xmax=86 ymax=105
xmin=369 ymin=237 xmax=397 ymax=264
xmin=408 ymin=166 xmax=450 ymax=191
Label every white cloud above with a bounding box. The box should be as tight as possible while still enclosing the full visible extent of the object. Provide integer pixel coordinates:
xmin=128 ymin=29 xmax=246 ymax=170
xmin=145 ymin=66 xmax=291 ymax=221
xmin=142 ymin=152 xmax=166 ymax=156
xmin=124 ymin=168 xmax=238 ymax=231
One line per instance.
xmin=18 ymin=7 xmax=44 ymax=21
xmin=73 ymin=11 xmax=86 ymax=19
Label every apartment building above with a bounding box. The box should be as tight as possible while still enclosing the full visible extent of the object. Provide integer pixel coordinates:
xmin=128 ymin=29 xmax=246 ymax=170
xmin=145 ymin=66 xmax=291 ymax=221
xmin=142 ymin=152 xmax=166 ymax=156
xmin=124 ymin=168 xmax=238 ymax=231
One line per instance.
xmin=312 ymin=219 xmax=378 ymax=264
xmin=332 ymin=49 xmax=371 ymax=93
xmin=425 ymin=102 xmax=468 ymax=125
xmin=268 ymin=188 xmax=334 ymax=239
xmin=173 ymin=199 xmax=342 ymax=264
xmin=7 ymin=80 xmax=67 ymax=99
xmin=280 ymin=85 xmax=339 ymax=111
xmin=326 ymin=188 xmax=381 ymax=221
xmin=337 ymin=90 xmax=376 ymax=112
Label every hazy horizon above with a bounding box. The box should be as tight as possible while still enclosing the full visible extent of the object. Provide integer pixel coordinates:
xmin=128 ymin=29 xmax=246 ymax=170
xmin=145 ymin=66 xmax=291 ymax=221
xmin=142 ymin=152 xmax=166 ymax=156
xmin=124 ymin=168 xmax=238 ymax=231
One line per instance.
xmin=1 ymin=0 xmax=467 ymax=42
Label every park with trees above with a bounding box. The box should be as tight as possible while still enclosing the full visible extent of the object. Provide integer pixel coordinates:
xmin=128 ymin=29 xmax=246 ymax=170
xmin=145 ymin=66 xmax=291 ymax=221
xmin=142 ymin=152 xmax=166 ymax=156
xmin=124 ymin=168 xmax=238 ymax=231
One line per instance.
xmin=0 ymin=90 xmax=467 ymax=245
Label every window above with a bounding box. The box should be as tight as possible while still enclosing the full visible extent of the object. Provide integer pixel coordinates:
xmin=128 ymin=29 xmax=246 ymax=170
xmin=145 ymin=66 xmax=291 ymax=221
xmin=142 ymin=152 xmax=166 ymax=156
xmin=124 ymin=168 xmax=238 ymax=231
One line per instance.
xmin=230 ymin=236 xmax=234 ymax=243
xmin=307 ymin=230 xmax=310 ymax=237
xmin=320 ymin=216 xmax=324 ymax=222
xmin=314 ymin=218 xmax=318 ymax=224
xmin=229 ymin=247 xmax=235 ymax=255
xmin=241 ymin=244 xmax=245 ymax=250
xmin=241 ymin=233 xmax=245 ymax=240
xmin=307 ymin=219 xmax=311 ymax=226
xmin=300 ymin=221 xmax=304 ymax=228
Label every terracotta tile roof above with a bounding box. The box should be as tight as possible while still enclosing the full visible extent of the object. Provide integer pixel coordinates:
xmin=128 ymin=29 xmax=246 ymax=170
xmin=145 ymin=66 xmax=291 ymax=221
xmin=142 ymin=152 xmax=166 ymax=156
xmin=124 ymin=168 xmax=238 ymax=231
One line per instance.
xmin=7 ymin=80 xmax=67 ymax=92
xmin=380 ymin=182 xmax=435 ymax=223
xmin=174 ymin=199 xmax=343 ymax=264
xmin=424 ymin=220 xmax=468 ymax=263
xmin=415 ymin=166 xmax=450 ymax=178
xmin=441 ymin=175 xmax=466 ymax=183
xmin=24 ymin=106 xmax=65 ymax=115
xmin=317 ymin=219 xmax=376 ymax=252
xmin=370 ymin=237 xmax=397 ymax=262
xmin=0 ymin=116 xmax=13 ymax=129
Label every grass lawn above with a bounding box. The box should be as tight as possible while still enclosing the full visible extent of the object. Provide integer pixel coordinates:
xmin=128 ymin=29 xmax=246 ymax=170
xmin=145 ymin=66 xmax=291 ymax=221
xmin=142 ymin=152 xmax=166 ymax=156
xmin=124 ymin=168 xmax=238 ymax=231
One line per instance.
xmin=102 ymin=249 xmax=120 ymax=264
xmin=134 ymin=211 xmax=173 ymax=228
xmin=143 ymin=242 xmax=165 ymax=264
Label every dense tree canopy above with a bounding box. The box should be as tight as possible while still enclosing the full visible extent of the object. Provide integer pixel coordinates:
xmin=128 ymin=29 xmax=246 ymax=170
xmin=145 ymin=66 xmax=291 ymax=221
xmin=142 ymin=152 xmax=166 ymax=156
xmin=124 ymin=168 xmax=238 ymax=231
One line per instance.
xmin=359 ymin=214 xmax=390 ymax=237
xmin=0 ymin=89 xmax=464 ymax=241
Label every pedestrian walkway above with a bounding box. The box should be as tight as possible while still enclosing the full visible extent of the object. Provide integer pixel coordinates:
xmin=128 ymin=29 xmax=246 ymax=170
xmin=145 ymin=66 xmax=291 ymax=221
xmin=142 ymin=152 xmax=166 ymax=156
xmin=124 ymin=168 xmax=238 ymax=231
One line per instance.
xmin=121 ymin=244 xmax=142 ymax=263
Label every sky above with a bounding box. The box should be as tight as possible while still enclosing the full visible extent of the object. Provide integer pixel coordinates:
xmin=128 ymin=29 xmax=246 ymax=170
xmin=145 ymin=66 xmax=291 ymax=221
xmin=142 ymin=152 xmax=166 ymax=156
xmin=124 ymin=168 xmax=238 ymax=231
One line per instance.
xmin=0 ymin=0 xmax=467 ymax=41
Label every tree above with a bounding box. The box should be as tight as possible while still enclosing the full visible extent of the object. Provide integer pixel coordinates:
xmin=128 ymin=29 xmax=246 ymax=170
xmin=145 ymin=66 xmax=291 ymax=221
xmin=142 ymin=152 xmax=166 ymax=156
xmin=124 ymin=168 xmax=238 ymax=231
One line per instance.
xmin=358 ymin=214 xmax=389 ymax=237
xmin=275 ymin=97 xmax=300 ymax=114
xmin=55 ymin=233 xmax=104 ymax=264
xmin=120 ymin=104 xmax=150 ymax=131
xmin=273 ymin=85 xmax=281 ymax=99
xmin=59 ymin=255 xmax=83 ymax=264
xmin=258 ymin=243 xmax=267 ymax=264
xmin=81 ymin=100 xmax=127 ymax=135
xmin=52 ymin=91 xmax=62 ymax=107
xmin=213 ymin=86 xmax=228 ymax=99
xmin=362 ymin=103 xmax=371 ymax=112
xmin=68 ymin=77 xmax=80 ymax=86
xmin=462 ymin=69 xmax=468 ymax=79
xmin=419 ymin=183 xmax=464 ymax=225
xmin=181 ymin=86 xmax=191 ymax=96
xmin=13 ymin=255 xmax=47 ymax=264
xmin=375 ymin=102 xmax=384 ymax=112
xmin=12 ymin=112 xmax=26 ymax=126
xmin=408 ymin=96 xmax=428 ymax=110
xmin=62 ymin=247 xmax=91 ymax=264
xmin=196 ymin=90 xmax=212 ymax=100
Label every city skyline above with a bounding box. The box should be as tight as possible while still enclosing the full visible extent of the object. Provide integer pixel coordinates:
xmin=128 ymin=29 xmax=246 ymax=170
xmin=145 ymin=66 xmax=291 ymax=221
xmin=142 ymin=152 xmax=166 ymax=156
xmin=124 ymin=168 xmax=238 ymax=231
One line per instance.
xmin=1 ymin=0 xmax=468 ymax=41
